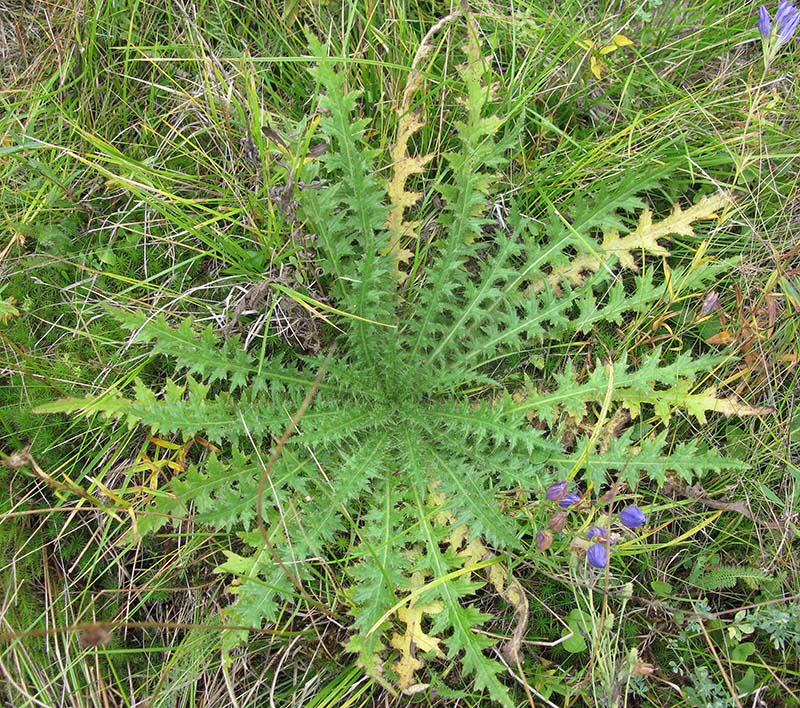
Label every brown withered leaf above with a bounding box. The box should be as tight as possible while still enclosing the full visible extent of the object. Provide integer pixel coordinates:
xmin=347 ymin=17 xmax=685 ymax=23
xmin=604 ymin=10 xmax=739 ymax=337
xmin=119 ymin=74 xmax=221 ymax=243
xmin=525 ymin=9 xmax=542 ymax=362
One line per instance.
xmin=79 ymin=626 xmax=113 ymax=648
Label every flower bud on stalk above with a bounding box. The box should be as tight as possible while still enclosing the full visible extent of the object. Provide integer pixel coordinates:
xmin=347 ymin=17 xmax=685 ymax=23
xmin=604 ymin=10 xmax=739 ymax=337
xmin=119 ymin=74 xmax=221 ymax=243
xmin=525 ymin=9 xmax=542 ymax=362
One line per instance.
xmin=548 ymin=511 xmax=569 ymax=533
xmin=535 ymin=529 xmax=553 ymax=551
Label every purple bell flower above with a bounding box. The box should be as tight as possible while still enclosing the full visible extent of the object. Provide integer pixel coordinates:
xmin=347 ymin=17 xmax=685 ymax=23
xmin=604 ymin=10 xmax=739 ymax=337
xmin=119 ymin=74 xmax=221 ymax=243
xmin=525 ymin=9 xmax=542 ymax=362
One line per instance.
xmin=586 ymin=525 xmax=608 ymax=540
xmin=776 ymin=0 xmax=800 ymax=42
xmin=619 ymin=505 xmax=647 ymax=529
xmin=559 ymin=492 xmax=581 ymax=509
xmin=587 ymin=543 xmax=608 ymax=569
xmin=759 ymin=5 xmax=773 ymax=37
xmin=759 ymin=1 xmax=800 ymax=46
xmin=700 ymin=291 xmax=719 ymax=316
xmin=546 ymin=480 xmax=569 ymax=501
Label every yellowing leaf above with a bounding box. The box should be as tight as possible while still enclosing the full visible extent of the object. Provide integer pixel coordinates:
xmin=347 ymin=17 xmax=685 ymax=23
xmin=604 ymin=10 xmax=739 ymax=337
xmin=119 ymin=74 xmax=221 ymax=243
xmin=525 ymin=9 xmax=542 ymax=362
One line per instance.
xmin=612 ymin=34 xmax=634 ymax=47
xmin=0 ymin=295 xmax=20 ymax=324
xmin=682 ymin=387 xmax=773 ymax=424
xmin=383 ymin=11 xmax=461 ymax=283
xmin=590 ymin=55 xmax=605 ymax=79
xmin=390 ymin=573 xmax=443 ymax=690
xmin=636 ymin=382 xmax=773 ymax=425
xmin=601 ymin=221 xmax=669 ymax=271
xmin=147 ymin=436 xmax=183 ymax=450
xmin=603 ymin=192 xmax=731 ymax=271
xmin=706 ymin=331 xmax=735 ymax=345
